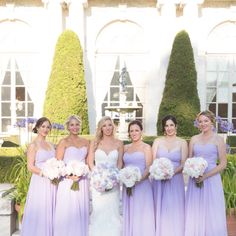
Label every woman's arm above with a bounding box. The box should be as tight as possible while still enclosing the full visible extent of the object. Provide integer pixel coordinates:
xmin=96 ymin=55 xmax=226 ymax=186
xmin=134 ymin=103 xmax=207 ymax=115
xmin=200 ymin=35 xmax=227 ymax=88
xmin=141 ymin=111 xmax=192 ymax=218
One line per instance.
xmin=151 ymin=138 xmax=159 ymax=161
xmin=117 ymin=140 xmax=124 ymax=169
xmin=141 ymin=144 xmax=153 ymax=181
xmin=27 ymin=143 xmax=42 ymax=175
xmin=87 ymin=140 xmax=95 ymax=170
xmin=56 ymin=139 xmax=66 ymax=161
xmin=174 ymin=139 xmax=188 ymax=174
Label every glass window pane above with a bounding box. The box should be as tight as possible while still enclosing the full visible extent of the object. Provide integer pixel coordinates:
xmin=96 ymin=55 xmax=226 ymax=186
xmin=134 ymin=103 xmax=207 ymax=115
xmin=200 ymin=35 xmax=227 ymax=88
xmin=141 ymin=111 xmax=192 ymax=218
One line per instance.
xmin=207 ymin=103 xmax=216 ymax=115
xmin=1 ymin=103 xmax=11 ymax=116
xmin=27 ymin=93 xmax=32 ymax=101
xmin=232 ymin=119 xmax=236 ymax=130
xmin=16 ymin=102 xmax=25 ymax=116
xmin=218 ymin=103 xmax=228 ymax=117
xmin=16 ymin=72 xmax=24 ymax=85
xmin=110 ymin=87 xmax=119 ymax=101
xmin=2 ymin=71 xmax=11 ymax=85
xmin=27 ymin=103 xmax=34 ymax=116
xmin=206 ymin=88 xmax=216 ymax=102
xmin=206 ymin=72 xmax=217 ymax=86
xmin=2 ymin=118 xmax=11 ymax=132
xmin=126 ymin=87 xmax=134 ymax=101
xmin=111 ymin=72 xmax=120 ymax=86
xmin=16 ymin=87 xmax=25 ymax=101
xmin=1 ymin=87 xmax=10 ymax=101
xmin=233 ymin=93 xmax=236 ymax=102
xmin=233 ymin=103 xmax=236 ymax=117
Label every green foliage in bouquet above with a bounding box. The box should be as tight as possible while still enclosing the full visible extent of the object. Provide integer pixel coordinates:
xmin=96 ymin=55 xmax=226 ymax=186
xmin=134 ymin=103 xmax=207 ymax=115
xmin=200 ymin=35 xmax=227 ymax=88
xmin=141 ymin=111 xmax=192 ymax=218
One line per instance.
xmin=222 ymin=155 xmax=236 ymax=213
xmin=43 ymin=30 xmax=89 ymax=134
xmin=157 ymin=30 xmax=200 ymax=136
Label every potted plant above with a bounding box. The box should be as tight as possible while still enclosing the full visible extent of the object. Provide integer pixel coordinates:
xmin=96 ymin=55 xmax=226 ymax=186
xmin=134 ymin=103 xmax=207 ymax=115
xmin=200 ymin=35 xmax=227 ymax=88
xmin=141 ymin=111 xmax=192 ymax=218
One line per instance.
xmin=7 ymin=147 xmax=31 ymax=221
xmin=222 ymin=154 xmax=236 ymax=235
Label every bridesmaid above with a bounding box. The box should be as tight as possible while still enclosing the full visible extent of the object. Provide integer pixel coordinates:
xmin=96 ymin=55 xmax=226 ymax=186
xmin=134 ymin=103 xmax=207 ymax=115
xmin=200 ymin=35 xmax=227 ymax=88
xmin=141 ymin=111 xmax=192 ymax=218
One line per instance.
xmin=152 ymin=115 xmax=188 ymax=236
xmin=185 ymin=110 xmax=227 ymax=236
xmin=122 ymin=120 xmax=155 ymax=236
xmin=21 ymin=117 xmax=56 ymax=236
xmin=54 ymin=115 xmax=90 ymax=236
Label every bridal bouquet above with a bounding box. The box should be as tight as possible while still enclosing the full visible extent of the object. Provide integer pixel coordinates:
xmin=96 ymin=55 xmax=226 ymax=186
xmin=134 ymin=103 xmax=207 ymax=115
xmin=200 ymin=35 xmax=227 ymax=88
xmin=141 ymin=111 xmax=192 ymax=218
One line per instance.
xmin=90 ymin=163 xmax=120 ymax=192
xmin=64 ymin=161 xmax=90 ymax=191
xmin=183 ymin=157 xmax=208 ymax=188
xmin=119 ymin=166 xmax=142 ymax=196
xmin=149 ymin=157 xmax=174 ymax=180
xmin=41 ymin=158 xmax=65 ymax=185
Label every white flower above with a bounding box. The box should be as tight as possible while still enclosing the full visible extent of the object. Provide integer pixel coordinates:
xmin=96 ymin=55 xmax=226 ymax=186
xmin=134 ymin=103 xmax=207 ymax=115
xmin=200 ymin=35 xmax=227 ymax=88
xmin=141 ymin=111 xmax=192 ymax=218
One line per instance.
xmin=119 ymin=166 xmax=142 ymax=188
xmin=90 ymin=163 xmax=119 ymax=192
xmin=183 ymin=157 xmax=208 ymax=178
xmin=64 ymin=160 xmax=89 ymax=177
xmin=149 ymin=157 xmax=174 ymax=180
xmin=42 ymin=158 xmax=65 ymax=184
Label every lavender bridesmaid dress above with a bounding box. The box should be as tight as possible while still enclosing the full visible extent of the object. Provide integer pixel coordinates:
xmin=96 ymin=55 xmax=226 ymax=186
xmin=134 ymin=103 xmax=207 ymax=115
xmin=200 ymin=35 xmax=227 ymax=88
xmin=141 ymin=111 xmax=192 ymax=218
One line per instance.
xmin=152 ymin=148 xmax=185 ymax=236
xmin=185 ymin=143 xmax=227 ymax=236
xmin=21 ymin=149 xmax=57 ymax=236
xmin=54 ymin=146 xmax=89 ymax=236
xmin=122 ymin=151 xmax=155 ymax=236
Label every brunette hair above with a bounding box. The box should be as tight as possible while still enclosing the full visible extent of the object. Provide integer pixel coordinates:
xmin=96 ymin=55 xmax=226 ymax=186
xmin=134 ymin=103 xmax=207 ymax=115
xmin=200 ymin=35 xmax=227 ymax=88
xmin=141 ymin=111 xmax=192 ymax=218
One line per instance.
xmin=32 ymin=117 xmax=51 ymax=133
xmin=128 ymin=120 xmax=143 ymax=133
xmin=161 ymin=115 xmax=177 ymax=133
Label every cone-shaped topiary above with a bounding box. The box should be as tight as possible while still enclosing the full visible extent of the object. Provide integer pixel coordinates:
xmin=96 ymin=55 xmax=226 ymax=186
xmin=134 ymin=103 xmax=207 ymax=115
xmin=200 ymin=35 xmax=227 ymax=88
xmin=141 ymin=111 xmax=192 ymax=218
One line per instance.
xmin=43 ymin=30 xmax=89 ymax=134
xmin=157 ymin=30 xmax=200 ymax=136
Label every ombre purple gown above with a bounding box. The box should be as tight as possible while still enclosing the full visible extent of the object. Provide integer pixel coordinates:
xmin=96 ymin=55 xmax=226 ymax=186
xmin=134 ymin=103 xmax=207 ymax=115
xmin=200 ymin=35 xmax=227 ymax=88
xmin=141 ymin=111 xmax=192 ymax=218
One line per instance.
xmin=185 ymin=143 xmax=227 ymax=236
xmin=21 ymin=149 xmax=57 ymax=236
xmin=122 ymin=152 xmax=155 ymax=236
xmin=54 ymin=146 xmax=89 ymax=236
xmin=152 ymin=148 xmax=185 ymax=236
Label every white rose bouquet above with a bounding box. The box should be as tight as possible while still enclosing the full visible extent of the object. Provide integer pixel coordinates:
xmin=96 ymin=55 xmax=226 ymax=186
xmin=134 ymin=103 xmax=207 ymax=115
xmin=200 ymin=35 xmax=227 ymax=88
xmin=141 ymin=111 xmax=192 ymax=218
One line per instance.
xmin=64 ymin=161 xmax=90 ymax=191
xmin=90 ymin=163 xmax=120 ymax=192
xmin=183 ymin=157 xmax=208 ymax=188
xmin=119 ymin=166 xmax=142 ymax=196
xmin=149 ymin=157 xmax=174 ymax=180
xmin=41 ymin=158 xmax=65 ymax=185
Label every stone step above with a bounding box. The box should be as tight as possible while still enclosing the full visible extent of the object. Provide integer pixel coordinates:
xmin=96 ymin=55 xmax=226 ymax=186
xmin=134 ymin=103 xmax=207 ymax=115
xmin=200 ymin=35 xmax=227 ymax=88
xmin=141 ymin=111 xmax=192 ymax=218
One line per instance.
xmin=12 ymin=230 xmax=20 ymax=236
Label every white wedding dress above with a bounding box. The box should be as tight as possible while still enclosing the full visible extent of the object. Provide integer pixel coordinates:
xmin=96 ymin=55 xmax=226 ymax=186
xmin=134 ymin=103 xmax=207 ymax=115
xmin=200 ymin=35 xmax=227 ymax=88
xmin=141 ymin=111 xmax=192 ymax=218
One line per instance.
xmin=89 ymin=149 xmax=122 ymax=236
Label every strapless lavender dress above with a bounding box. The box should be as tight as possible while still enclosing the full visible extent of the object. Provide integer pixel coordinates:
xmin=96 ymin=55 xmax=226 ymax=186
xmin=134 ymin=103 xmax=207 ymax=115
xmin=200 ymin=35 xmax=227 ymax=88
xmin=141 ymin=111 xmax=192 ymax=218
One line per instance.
xmin=185 ymin=143 xmax=227 ymax=236
xmin=54 ymin=146 xmax=89 ymax=236
xmin=152 ymin=148 xmax=185 ymax=236
xmin=21 ymin=149 xmax=57 ymax=236
xmin=122 ymin=151 xmax=155 ymax=236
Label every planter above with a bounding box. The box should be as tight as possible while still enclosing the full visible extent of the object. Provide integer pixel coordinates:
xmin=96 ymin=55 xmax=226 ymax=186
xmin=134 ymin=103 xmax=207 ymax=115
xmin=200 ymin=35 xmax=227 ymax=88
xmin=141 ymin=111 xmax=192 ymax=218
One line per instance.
xmin=227 ymin=209 xmax=236 ymax=236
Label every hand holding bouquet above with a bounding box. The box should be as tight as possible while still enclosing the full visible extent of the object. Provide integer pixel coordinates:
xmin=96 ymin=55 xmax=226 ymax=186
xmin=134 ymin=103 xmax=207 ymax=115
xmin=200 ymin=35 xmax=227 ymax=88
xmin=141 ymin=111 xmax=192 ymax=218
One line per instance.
xmin=90 ymin=163 xmax=119 ymax=192
xmin=41 ymin=158 xmax=65 ymax=185
xmin=183 ymin=157 xmax=208 ymax=188
xmin=64 ymin=161 xmax=89 ymax=191
xmin=119 ymin=166 xmax=142 ymax=196
xmin=149 ymin=157 xmax=174 ymax=180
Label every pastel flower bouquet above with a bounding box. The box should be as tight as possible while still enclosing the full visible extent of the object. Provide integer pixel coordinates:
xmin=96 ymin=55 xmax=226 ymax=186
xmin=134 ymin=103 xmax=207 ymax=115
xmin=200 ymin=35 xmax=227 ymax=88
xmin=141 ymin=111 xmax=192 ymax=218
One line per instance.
xmin=119 ymin=166 xmax=142 ymax=197
xmin=90 ymin=163 xmax=120 ymax=192
xmin=149 ymin=157 xmax=174 ymax=180
xmin=183 ymin=157 xmax=208 ymax=188
xmin=64 ymin=161 xmax=90 ymax=191
xmin=41 ymin=158 xmax=65 ymax=185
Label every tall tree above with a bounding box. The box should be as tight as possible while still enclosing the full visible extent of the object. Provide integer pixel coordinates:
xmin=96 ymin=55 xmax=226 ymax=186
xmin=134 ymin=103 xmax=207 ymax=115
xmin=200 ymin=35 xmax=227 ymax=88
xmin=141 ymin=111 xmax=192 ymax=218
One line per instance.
xmin=43 ymin=30 xmax=89 ymax=134
xmin=157 ymin=30 xmax=200 ymax=136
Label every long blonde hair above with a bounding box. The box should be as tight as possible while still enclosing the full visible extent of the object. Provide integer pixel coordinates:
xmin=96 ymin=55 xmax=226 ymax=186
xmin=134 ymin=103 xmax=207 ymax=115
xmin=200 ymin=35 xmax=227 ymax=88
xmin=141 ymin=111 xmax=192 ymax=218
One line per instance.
xmin=94 ymin=116 xmax=116 ymax=150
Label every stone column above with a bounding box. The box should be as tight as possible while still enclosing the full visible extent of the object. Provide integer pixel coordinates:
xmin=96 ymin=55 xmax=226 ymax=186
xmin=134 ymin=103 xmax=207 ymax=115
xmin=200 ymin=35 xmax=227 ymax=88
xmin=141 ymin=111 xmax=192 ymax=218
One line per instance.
xmin=182 ymin=0 xmax=204 ymax=18
xmin=66 ymin=0 xmax=87 ymax=49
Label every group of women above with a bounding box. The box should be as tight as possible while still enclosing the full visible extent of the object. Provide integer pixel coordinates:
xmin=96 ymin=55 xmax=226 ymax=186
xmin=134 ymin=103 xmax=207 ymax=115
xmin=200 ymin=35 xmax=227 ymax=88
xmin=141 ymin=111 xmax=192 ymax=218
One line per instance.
xmin=20 ymin=110 xmax=228 ymax=236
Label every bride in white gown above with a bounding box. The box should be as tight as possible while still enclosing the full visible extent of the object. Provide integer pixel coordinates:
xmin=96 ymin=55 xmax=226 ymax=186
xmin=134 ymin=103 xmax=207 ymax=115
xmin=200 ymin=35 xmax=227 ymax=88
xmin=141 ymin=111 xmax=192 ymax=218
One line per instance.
xmin=88 ymin=116 xmax=124 ymax=236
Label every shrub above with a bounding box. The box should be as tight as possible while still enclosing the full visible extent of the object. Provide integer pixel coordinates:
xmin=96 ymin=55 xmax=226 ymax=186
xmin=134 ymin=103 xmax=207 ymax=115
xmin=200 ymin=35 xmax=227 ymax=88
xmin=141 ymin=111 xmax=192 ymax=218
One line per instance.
xmin=157 ymin=30 xmax=200 ymax=136
xmin=43 ymin=30 xmax=89 ymax=134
